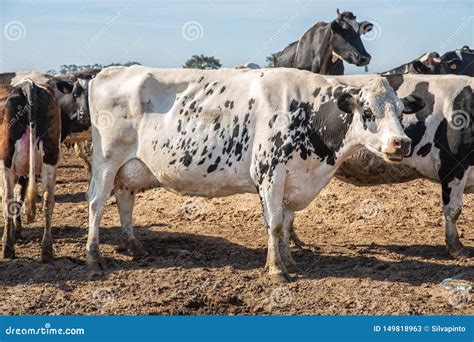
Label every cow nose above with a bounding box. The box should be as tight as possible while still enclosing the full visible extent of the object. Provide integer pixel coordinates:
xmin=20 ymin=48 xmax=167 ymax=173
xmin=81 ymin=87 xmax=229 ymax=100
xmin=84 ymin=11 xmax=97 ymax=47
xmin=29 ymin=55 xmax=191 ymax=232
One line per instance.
xmin=392 ymin=137 xmax=411 ymax=156
xmin=359 ymin=55 xmax=371 ymax=66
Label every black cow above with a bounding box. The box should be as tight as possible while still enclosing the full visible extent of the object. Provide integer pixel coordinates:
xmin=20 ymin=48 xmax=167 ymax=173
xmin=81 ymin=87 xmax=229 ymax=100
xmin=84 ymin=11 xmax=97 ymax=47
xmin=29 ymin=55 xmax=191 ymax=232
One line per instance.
xmin=382 ymin=47 xmax=474 ymax=76
xmin=274 ymin=9 xmax=373 ymax=75
xmin=382 ymin=52 xmax=448 ymax=75
xmin=441 ymin=46 xmax=474 ymax=76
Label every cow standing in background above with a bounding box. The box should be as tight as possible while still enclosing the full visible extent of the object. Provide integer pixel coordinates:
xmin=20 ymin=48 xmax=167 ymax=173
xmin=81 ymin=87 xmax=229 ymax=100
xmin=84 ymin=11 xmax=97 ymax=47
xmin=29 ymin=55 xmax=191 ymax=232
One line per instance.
xmin=382 ymin=47 xmax=474 ymax=76
xmin=382 ymin=52 xmax=448 ymax=75
xmin=441 ymin=46 xmax=474 ymax=77
xmin=274 ymin=9 xmax=373 ymax=75
xmin=0 ymin=79 xmax=61 ymax=261
xmin=0 ymin=71 xmax=95 ymax=175
xmin=49 ymin=70 xmax=99 ymax=175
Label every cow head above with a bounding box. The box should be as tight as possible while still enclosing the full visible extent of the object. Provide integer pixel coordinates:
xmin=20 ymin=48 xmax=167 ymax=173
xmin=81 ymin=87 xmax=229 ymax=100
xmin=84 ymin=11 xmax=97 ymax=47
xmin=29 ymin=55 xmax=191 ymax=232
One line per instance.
xmin=336 ymin=78 xmax=425 ymax=162
xmin=51 ymin=78 xmax=90 ymax=125
xmin=412 ymin=52 xmax=448 ymax=74
xmin=440 ymin=47 xmax=471 ymax=74
xmin=329 ymin=9 xmax=372 ymax=67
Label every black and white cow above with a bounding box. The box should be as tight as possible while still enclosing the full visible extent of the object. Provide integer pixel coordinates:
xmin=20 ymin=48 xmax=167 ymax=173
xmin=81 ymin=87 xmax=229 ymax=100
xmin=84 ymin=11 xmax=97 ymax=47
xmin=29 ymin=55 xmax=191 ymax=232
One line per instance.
xmin=441 ymin=46 xmax=474 ymax=77
xmin=382 ymin=52 xmax=448 ymax=75
xmin=274 ymin=9 xmax=373 ymax=75
xmin=382 ymin=47 xmax=474 ymax=77
xmin=49 ymin=70 xmax=98 ymax=174
xmin=0 ymin=71 xmax=94 ymax=174
xmin=0 ymin=79 xmax=61 ymax=261
xmin=86 ymin=66 xmax=424 ymax=282
xmin=334 ymin=74 xmax=473 ymax=258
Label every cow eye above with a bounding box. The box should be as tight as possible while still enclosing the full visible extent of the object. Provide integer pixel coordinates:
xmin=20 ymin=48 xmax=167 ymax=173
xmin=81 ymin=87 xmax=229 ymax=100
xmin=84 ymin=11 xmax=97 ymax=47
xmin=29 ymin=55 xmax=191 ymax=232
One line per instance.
xmin=363 ymin=107 xmax=374 ymax=119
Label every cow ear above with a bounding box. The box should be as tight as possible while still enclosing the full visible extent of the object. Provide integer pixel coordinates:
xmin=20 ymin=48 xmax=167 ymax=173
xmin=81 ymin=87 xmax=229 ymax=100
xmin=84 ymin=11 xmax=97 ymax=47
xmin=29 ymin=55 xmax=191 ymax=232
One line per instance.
xmin=56 ymin=81 xmax=74 ymax=94
xmin=413 ymin=61 xmax=429 ymax=74
xmin=402 ymin=95 xmax=425 ymax=114
xmin=337 ymin=93 xmax=358 ymax=113
xmin=445 ymin=59 xmax=461 ymax=72
xmin=359 ymin=21 xmax=373 ymax=35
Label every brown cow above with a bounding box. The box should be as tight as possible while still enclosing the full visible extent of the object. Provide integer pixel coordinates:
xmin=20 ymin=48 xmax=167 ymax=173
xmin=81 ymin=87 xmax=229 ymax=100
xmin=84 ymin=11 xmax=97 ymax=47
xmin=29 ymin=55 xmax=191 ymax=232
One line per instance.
xmin=0 ymin=79 xmax=61 ymax=262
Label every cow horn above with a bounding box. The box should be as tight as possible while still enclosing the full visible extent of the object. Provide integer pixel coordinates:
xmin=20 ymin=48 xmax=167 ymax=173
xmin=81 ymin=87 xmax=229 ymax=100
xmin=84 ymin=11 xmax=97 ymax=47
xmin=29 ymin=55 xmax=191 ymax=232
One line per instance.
xmin=336 ymin=8 xmax=341 ymax=18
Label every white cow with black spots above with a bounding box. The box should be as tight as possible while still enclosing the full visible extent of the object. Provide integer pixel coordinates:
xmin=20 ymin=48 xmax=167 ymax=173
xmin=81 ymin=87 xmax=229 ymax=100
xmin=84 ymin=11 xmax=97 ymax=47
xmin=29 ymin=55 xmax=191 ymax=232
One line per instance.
xmin=87 ymin=66 xmax=423 ymax=282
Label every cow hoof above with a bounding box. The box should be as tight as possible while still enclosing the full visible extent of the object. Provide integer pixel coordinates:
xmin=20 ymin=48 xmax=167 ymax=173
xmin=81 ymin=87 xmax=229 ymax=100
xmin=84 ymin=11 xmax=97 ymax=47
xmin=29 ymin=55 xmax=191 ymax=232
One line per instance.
xmin=128 ymin=239 xmax=149 ymax=260
xmin=2 ymin=244 xmax=15 ymax=259
xmin=449 ymin=247 xmax=470 ymax=259
xmin=269 ymin=271 xmax=292 ymax=284
xmin=40 ymin=239 xmax=54 ymax=263
xmin=87 ymin=263 xmax=106 ymax=279
xmin=40 ymin=249 xmax=54 ymax=263
xmin=446 ymin=239 xmax=468 ymax=259
xmin=285 ymin=262 xmax=299 ymax=273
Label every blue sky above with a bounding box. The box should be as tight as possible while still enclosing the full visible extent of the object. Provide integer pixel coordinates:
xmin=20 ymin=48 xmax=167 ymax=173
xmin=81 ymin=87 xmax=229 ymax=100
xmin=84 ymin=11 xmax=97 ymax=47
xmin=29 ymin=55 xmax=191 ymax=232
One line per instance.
xmin=0 ymin=0 xmax=472 ymax=74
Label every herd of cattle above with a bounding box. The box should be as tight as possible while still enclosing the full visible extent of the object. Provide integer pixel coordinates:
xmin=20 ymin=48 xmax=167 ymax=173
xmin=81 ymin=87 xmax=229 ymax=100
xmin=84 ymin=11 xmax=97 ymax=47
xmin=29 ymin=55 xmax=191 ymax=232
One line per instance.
xmin=1 ymin=10 xmax=473 ymax=282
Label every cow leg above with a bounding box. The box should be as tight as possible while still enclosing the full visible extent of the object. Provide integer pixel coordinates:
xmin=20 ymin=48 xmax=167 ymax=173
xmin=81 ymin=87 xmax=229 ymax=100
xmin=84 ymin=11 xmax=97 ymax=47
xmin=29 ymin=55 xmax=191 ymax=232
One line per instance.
xmin=74 ymin=142 xmax=91 ymax=175
xmin=1 ymin=167 xmax=16 ymax=259
xmin=115 ymin=189 xmax=148 ymax=259
xmin=289 ymin=222 xmax=306 ymax=249
xmin=280 ymin=209 xmax=299 ymax=273
xmin=40 ymin=164 xmax=57 ymax=262
xmin=13 ymin=176 xmax=28 ymax=239
xmin=86 ymin=167 xmax=118 ymax=272
xmin=259 ymin=180 xmax=291 ymax=283
xmin=442 ymin=179 xmax=468 ymax=258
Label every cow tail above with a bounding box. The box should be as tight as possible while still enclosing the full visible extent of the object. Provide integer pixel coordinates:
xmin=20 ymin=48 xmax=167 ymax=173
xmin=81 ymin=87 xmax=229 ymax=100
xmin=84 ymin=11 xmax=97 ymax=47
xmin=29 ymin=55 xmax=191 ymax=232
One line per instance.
xmin=20 ymin=79 xmax=38 ymax=223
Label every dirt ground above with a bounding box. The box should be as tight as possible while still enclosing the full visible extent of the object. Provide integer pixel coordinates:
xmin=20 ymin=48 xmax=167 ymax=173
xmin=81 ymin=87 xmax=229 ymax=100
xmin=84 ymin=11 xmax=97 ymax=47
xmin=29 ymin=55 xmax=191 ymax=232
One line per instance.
xmin=1 ymin=149 xmax=473 ymax=315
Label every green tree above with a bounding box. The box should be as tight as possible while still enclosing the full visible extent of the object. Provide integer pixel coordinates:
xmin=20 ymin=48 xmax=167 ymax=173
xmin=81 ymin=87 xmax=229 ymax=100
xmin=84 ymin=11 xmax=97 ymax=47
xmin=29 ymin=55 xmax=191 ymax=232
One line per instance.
xmin=50 ymin=61 xmax=141 ymax=75
xmin=183 ymin=54 xmax=221 ymax=70
xmin=265 ymin=53 xmax=278 ymax=68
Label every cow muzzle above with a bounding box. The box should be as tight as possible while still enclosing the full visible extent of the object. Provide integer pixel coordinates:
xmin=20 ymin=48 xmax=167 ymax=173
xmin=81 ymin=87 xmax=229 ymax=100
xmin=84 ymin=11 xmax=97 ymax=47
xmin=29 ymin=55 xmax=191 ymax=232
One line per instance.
xmin=355 ymin=54 xmax=371 ymax=66
xmin=383 ymin=137 xmax=411 ymax=162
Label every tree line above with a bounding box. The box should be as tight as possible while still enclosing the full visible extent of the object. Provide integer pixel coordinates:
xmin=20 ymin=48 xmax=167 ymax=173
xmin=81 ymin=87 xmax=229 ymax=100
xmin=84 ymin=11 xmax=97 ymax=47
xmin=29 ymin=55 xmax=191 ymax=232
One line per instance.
xmin=47 ymin=53 xmax=279 ymax=75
